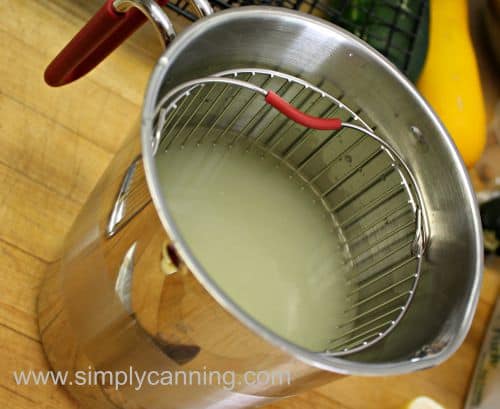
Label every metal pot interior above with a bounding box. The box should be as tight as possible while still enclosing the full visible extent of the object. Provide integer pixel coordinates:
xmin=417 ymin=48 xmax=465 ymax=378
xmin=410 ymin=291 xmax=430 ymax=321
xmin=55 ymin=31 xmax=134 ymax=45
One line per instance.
xmin=141 ymin=8 xmax=482 ymax=374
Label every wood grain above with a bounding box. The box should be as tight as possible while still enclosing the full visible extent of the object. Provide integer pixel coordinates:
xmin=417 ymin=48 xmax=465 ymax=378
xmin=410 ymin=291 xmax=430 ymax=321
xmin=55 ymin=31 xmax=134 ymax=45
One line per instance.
xmin=0 ymin=1 xmax=498 ymax=408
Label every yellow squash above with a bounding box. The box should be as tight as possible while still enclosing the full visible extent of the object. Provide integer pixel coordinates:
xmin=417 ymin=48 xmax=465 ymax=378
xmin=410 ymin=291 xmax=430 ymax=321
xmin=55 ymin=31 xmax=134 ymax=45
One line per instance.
xmin=417 ymin=0 xmax=487 ymax=168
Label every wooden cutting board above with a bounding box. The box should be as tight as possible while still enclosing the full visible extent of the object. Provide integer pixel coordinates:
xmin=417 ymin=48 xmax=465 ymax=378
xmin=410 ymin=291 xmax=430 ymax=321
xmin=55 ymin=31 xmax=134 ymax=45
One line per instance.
xmin=0 ymin=1 xmax=498 ymax=408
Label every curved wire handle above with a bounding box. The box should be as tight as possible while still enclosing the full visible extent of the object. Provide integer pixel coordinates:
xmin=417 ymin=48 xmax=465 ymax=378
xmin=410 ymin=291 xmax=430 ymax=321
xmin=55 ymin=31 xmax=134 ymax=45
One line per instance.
xmin=154 ymin=76 xmax=344 ymax=131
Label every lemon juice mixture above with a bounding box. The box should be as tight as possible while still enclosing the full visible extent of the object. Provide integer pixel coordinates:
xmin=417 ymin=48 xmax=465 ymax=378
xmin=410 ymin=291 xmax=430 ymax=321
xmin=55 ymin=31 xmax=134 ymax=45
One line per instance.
xmin=156 ymin=141 xmax=350 ymax=351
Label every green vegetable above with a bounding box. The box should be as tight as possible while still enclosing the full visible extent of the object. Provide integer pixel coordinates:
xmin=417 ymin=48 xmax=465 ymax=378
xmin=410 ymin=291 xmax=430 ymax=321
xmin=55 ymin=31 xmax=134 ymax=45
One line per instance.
xmin=330 ymin=0 xmax=429 ymax=82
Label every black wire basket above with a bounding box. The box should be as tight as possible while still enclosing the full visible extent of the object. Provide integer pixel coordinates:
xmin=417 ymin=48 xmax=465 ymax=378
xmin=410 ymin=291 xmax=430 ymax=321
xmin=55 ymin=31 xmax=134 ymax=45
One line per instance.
xmin=167 ymin=0 xmax=429 ymax=81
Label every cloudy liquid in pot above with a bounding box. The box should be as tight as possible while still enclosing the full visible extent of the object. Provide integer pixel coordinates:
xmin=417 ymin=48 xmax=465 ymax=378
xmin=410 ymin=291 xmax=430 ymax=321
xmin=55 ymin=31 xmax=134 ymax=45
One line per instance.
xmin=156 ymin=141 xmax=350 ymax=351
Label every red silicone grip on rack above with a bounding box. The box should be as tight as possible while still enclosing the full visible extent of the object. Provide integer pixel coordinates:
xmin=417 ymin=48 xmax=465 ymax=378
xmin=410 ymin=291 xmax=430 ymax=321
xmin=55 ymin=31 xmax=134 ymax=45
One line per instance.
xmin=44 ymin=0 xmax=169 ymax=87
xmin=265 ymin=91 xmax=342 ymax=130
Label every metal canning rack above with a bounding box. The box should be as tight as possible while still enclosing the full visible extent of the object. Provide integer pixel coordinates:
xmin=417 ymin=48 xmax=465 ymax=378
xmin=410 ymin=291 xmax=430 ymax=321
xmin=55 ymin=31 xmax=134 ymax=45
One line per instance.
xmin=153 ymin=68 xmax=427 ymax=355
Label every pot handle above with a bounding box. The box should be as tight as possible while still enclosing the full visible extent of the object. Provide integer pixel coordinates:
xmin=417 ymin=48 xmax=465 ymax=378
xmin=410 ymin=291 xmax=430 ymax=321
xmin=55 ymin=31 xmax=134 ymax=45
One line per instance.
xmin=44 ymin=0 xmax=212 ymax=87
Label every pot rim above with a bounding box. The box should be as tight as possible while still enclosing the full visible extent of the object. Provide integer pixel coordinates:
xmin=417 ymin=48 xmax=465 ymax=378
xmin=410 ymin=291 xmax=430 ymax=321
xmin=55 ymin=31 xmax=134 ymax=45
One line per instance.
xmin=140 ymin=7 xmax=483 ymax=375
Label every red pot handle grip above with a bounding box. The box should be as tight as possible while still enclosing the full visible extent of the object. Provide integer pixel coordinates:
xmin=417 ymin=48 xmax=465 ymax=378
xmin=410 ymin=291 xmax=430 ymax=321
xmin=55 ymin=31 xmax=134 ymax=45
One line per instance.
xmin=44 ymin=0 xmax=169 ymax=87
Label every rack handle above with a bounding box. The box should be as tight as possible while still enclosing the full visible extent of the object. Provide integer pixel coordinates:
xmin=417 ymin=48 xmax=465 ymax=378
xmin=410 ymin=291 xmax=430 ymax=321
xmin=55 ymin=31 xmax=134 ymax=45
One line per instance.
xmin=265 ymin=91 xmax=343 ymax=130
xmin=44 ymin=0 xmax=173 ymax=87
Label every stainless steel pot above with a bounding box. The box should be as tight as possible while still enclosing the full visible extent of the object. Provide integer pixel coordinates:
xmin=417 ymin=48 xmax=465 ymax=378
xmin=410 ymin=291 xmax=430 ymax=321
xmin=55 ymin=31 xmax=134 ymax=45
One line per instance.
xmin=38 ymin=1 xmax=483 ymax=408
